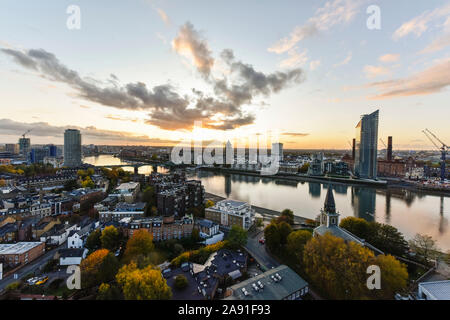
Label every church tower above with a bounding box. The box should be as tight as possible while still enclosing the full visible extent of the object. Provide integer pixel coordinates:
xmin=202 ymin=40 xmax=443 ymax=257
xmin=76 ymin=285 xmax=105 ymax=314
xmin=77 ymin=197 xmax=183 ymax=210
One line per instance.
xmin=320 ymin=186 xmax=340 ymax=228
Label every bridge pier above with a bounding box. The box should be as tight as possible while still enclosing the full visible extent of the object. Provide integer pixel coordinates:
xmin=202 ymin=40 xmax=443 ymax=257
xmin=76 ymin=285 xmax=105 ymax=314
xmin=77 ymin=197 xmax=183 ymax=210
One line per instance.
xmin=134 ymin=166 xmax=139 ymax=175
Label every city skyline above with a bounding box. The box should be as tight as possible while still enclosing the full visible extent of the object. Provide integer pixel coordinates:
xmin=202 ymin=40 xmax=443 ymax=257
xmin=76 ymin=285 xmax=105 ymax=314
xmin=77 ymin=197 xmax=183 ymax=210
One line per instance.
xmin=1 ymin=0 xmax=449 ymax=150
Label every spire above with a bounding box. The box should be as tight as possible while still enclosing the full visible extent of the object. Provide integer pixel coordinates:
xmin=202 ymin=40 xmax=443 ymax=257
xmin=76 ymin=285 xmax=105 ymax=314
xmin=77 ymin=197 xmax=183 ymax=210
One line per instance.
xmin=324 ymin=186 xmax=336 ymax=214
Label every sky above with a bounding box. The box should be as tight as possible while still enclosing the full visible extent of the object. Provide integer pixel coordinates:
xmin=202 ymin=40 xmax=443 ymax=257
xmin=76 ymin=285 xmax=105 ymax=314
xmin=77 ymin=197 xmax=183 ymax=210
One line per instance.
xmin=0 ymin=0 xmax=449 ymax=150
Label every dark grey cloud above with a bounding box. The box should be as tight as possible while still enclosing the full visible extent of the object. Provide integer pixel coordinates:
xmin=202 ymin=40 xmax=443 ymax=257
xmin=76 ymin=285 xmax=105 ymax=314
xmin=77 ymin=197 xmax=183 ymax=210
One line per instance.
xmin=0 ymin=118 xmax=178 ymax=145
xmin=2 ymin=25 xmax=305 ymax=131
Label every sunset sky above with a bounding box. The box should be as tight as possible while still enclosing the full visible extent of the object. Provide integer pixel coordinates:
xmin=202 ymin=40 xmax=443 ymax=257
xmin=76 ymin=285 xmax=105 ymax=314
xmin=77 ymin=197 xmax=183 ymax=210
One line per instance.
xmin=0 ymin=0 xmax=449 ymax=149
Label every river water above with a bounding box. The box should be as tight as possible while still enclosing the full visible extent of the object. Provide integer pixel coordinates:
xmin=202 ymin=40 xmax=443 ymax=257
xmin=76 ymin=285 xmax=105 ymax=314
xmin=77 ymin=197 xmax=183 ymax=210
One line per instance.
xmin=84 ymin=155 xmax=450 ymax=251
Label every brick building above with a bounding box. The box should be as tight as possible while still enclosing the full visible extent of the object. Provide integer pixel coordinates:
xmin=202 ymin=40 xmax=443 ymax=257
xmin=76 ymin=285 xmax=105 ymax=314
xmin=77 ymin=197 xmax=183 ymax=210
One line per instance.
xmin=0 ymin=242 xmax=45 ymax=267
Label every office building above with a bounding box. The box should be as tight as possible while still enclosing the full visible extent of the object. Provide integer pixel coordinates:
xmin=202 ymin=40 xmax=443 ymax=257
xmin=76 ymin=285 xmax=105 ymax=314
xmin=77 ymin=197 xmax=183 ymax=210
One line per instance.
xmin=64 ymin=129 xmax=82 ymax=167
xmin=354 ymin=110 xmax=379 ymax=179
xmin=30 ymin=148 xmax=49 ymax=164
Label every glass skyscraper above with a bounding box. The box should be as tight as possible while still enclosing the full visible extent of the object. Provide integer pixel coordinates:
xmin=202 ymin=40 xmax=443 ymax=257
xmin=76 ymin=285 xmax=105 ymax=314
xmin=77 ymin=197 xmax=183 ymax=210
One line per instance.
xmin=64 ymin=129 xmax=82 ymax=167
xmin=354 ymin=110 xmax=379 ymax=179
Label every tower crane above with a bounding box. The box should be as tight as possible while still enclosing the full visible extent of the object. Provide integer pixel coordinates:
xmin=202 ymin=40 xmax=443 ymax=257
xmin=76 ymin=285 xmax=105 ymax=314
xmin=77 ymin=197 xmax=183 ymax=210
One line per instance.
xmin=379 ymin=138 xmax=387 ymax=149
xmin=22 ymin=129 xmax=32 ymax=139
xmin=422 ymin=129 xmax=448 ymax=182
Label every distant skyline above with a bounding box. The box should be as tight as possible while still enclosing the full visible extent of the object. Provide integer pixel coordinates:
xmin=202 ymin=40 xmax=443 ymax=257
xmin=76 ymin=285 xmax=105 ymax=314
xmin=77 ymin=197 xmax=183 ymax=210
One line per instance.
xmin=1 ymin=0 xmax=449 ymax=150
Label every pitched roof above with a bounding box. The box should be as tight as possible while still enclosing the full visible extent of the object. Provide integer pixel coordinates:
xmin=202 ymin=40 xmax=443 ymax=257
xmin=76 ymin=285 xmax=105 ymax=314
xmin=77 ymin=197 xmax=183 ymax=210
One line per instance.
xmin=324 ymin=186 xmax=336 ymax=213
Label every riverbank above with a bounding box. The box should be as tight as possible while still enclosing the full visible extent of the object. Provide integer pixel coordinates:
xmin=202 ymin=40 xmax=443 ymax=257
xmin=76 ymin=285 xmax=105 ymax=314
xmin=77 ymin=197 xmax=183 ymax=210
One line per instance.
xmin=204 ymin=192 xmax=310 ymax=225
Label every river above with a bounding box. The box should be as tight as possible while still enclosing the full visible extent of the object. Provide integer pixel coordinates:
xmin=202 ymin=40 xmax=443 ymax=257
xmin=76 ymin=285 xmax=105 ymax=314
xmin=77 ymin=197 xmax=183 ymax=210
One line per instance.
xmin=84 ymin=155 xmax=450 ymax=251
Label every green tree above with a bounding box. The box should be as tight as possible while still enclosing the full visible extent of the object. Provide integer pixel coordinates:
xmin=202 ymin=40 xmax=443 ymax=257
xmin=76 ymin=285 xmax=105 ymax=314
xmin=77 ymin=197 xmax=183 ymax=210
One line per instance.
xmin=286 ymin=230 xmax=312 ymax=265
xmin=86 ymin=229 xmax=102 ymax=251
xmin=101 ymin=226 xmax=121 ymax=251
xmin=227 ymin=225 xmax=248 ymax=249
xmin=339 ymin=217 xmax=372 ymax=240
xmin=98 ymin=252 xmax=120 ymax=284
xmin=277 ymin=209 xmax=294 ymax=225
xmin=174 ymin=274 xmax=188 ymax=290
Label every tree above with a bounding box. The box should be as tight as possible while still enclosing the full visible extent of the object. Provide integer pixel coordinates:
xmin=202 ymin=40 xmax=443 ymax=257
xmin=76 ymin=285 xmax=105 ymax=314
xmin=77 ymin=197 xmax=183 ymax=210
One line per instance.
xmin=303 ymin=233 xmax=408 ymax=300
xmin=123 ymin=229 xmax=155 ymax=262
xmin=278 ymin=221 xmax=292 ymax=246
xmin=101 ymin=226 xmax=121 ymax=251
xmin=264 ymin=222 xmax=282 ymax=252
xmin=227 ymin=225 xmax=248 ymax=249
xmin=286 ymin=230 xmax=312 ymax=265
xmin=339 ymin=217 xmax=371 ymax=240
xmin=80 ymin=249 xmax=110 ymax=288
xmin=409 ymin=234 xmax=438 ymax=263
xmin=81 ymin=176 xmax=95 ymax=189
xmin=0 ymin=179 xmax=6 ymax=187
xmin=369 ymin=223 xmax=409 ymax=257
xmin=116 ymin=262 xmax=172 ymax=300
xmin=299 ymin=163 xmax=310 ymax=174
xmin=98 ymin=252 xmax=120 ymax=284
xmin=370 ymin=254 xmax=409 ymax=299
xmin=277 ymin=209 xmax=294 ymax=225
xmin=142 ymin=186 xmax=155 ymax=205
xmin=97 ymin=283 xmax=122 ymax=300
xmin=174 ymin=274 xmax=188 ymax=290
xmin=86 ymin=229 xmax=102 ymax=251
xmin=64 ymin=179 xmax=78 ymax=191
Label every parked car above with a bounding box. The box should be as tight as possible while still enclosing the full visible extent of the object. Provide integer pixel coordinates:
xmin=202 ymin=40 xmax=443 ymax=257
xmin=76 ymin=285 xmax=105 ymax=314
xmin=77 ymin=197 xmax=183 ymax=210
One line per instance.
xmin=35 ymin=276 xmax=49 ymax=286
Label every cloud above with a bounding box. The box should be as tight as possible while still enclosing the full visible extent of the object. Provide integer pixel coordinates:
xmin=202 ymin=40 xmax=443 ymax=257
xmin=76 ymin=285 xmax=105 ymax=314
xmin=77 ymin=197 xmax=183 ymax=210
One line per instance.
xmin=105 ymin=115 xmax=139 ymax=122
xmin=172 ymin=22 xmax=214 ymax=78
xmin=309 ymin=60 xmax=321 ymax=70
xmin=333 ymin=51 xmax=352 ymax=67
xmin=2 ymin=22 xmax=305 ymax=132
xmin=379 ymin=54 xmax=400 ymax=63
xmin=281 ymin=132 xmax=309 ymax=137
xmin=156 ymin=8 xmax=171 ymax=26
xmin=393 ymin=3 xmax=450 ymax=40
xmin=367 ymin=58 xmax=450 ymax=99
xmin=268 ymin=0 xmax=366 ymax=54
xmin=0 ymin=118 xmax=178 ymax=145
xmin=363 ymin=65 xmax=391 ymax=78
xmin=419 ymin=33 xmax=450 ymax=54
xmin=279 ymin=48 xmax=308 ymax=68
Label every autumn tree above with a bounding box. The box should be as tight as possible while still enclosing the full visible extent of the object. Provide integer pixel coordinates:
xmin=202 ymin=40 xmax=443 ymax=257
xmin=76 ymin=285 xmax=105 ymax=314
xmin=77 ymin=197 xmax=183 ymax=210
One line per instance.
xmin=97 ymin=283 xmax=122 ymax=300
xmin=80 ymin=249 xmax=110 ymax=288
xmin=339 ymin=217 xmax=372 ymax=240
xmin=205 ymin=200 xmax=215 ymax=208
xmin=303 ymin=233 xmax=408 ymax=300
xmin=116 ymin=262 xmax=172 ymax=300
xmin=123 ymin=229 xmax=155 ymax=263
xmin=226 ymin=225 xmax=248 ymax=249
xmin=101 ymin=226 xmax=121 ymax=251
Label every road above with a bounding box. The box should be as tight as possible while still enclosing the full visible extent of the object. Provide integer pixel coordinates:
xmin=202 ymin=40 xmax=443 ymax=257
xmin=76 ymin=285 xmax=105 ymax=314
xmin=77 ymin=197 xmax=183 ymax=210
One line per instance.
xmin=244 ymin=230 xmax=280 ymax=271
xmin=0 ymin=243 xmax=66 ymax=291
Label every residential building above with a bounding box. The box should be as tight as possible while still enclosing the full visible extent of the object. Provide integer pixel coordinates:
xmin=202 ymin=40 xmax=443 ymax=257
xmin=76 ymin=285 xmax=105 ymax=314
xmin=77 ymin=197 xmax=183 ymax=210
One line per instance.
xmin=5 ymin=144 xmax=19 ymax=155
xmin=64 ymin=129 xmax=82 ymax=167
xmin=205 ymin=199 xmax=255 ymax=230
xmin=99 ymin=202 xmax=145 ymax=222
xmin=110 ymin=182 xmax=140 ymax=203
xmin=57 ymin=248 xmax=87 ymax=266
xmin=125 ymin=215 xmax=194 ymax=241
xmin=224 ymin=265 xmax=309 ymax=300
xmin=30 ymin=148 xmax=49 ymax=164
xmin=272 ymin=143 xmax=283 ymax=162
xmin=354 ymin=110 xmax=379 ymax=179
xmin=19 ymin=137 xmax=30 ymax=159
xmin=0 ymin=242 xmax=45 ymax=267
xmin=195 ymin=219 xmax=224 ymax=245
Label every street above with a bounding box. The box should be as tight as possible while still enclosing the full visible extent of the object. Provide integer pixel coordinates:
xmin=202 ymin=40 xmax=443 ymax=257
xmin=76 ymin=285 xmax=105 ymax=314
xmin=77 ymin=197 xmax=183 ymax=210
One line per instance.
xmin=244 ymin=230 xmax=280 ymax=271
xmin=0 ymin=243 xmax=66 ymax=291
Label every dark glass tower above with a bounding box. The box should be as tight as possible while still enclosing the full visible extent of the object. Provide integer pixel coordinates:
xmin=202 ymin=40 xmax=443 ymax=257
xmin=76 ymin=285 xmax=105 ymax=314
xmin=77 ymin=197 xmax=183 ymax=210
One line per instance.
xmin=354 ymin=110 xmax=379 ymax=179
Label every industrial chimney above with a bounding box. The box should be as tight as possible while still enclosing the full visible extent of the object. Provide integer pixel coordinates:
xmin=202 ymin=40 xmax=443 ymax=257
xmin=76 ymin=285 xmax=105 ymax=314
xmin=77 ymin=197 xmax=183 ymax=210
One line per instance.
xmin=387 ymin=136 xmax=393 ymax=161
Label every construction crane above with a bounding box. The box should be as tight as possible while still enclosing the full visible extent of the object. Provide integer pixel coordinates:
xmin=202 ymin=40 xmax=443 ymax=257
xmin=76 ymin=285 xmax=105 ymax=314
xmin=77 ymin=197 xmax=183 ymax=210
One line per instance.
xmin=347 ymin=140 xmax=353 ymax=150
xmin=379 ymin=138 xmax=387 ymax=149
xmin=22 ymin=129 xmax=32 ymax=139
xmin=422 ymin=129 xmax=448 ymax=182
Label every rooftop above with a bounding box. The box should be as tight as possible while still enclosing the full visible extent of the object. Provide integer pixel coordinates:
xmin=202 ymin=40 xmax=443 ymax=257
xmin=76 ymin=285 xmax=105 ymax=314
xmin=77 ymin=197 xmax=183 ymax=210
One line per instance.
xmin=0 ymin=242 xmax=43 ymax=255
xmin=419 ymin=280 xmax=450 ymax=300
xmin=225 ymin=265 xmax=308 ymax=300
